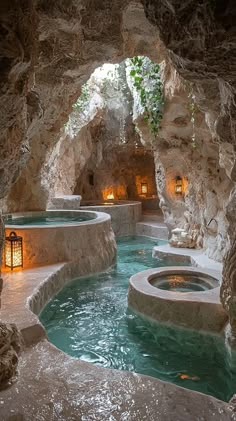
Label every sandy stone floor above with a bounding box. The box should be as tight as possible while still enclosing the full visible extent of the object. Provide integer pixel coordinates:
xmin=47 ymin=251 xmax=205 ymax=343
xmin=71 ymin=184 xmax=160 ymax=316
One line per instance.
xmin=0 ymin=340 xmax=234 ymax=421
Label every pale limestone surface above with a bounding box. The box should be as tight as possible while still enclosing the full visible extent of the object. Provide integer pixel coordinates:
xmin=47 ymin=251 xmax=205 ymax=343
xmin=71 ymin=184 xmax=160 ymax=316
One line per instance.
xmin=153 ymin=244 xmax=223 ymax=272
xmin=0 ymin=339 xmax=233 ymax=421
xmin=169 ymin=227 xmax=199 ymax=248
xmin=136 ymin=221 xmax=168 ymax=240
xmin=48 ymin=194 xmax=81 ymax=209
xmin=136 ymin=211 xmax=169 ymax=240
xmin=81 ymin=200 xmax=142 ymax=236
xmin=128 ymin=267 xmax=227 ymax=332
xmin=5 ymin=210 xmax=116 ymax=268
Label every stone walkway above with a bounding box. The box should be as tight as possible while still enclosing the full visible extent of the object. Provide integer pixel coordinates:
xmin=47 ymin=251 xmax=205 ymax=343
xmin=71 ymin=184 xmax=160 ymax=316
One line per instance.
xmin=136 ymin=211 xmax=168 ymax=240
xmin=153 ymin=243 xmax=222 ymax=273
xmin=0 ymin=340 xmax=234 ymax=420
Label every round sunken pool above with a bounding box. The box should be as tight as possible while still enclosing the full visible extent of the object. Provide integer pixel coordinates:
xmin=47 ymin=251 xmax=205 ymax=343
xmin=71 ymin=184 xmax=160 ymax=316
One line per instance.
xmin=128 ymin=267 xmax=225 ymax=332
xmin=151 ymin=274 xmax=218 ymax=292
xmin=4 ymin=210 xmax=113 ymax=268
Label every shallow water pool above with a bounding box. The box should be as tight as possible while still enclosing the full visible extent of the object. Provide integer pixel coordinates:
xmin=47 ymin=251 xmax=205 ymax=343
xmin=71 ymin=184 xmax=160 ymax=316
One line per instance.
xmin=40 ymin=236 xmax=236 ymax=401
xmin=5 ymin=212 xmax=95 ymax=226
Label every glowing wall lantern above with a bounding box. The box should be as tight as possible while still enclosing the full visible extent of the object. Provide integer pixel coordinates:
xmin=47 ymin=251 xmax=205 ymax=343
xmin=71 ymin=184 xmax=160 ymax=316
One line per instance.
xmin=175 ymin=176 xmax=183 ymax=195
xmin=5 ymin=231 xmax=23 ymax=270
xmin=141 ymin=182 xmax=148 ymax=195
xmin=107 ymin=193 xmax=114 ymax=200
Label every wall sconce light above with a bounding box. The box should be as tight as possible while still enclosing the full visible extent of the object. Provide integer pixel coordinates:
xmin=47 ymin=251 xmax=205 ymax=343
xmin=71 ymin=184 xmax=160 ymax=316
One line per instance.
xmin=5 ymin=231 xmax=23 ymax=270
xmin=175 ymin=176 xmax=183 ymax=195
xmin=107 ymin=193 xmax=114 ymax=200
xmin=141 ymin=183 xmax=148 ymax=195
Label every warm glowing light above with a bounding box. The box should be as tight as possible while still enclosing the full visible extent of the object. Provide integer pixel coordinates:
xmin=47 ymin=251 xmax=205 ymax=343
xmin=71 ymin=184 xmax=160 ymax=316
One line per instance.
xmin=102 ymin=185 xmax=127 ymax=200
xmin=175 ymin=176 xmax=183 ymax=195
xmin=166 ymin=175 xmax=187 ymax=197
xmin=141 ymin=183 xmax=148 ymax=195
xmin=5 ymin=231 xmax=23 ymax=270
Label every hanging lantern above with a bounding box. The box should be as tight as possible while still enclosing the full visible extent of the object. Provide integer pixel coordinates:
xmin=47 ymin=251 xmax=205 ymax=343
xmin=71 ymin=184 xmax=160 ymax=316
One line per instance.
xmin=141 ymin=182 xmax=148 ymax=195
xmin=175 ymin=176 xmax=183 ymax=195
xmin=5 ymin=231 xmax=23 ymax=270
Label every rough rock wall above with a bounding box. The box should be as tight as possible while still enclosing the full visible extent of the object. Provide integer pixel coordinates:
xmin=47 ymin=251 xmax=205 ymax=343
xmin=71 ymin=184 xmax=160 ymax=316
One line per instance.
xmin=155 ymin=66 xmax=232 ymax=260
xmin=74 ymin=133 xmax=157 ymax=201
xmin=41 ymin=53 xmax=232 ymax=261
xmin=41 ymin=69 xmax=157 ymax=203
xmin=142 ymin=0 xmax=236 ymax=334
xmin=2 ymin=1 xmax=159 ymax=212
xmin=0 ymin=0 xmax=38 ymax=199
xmin=128 ymin=59 xmax=232 ymax=260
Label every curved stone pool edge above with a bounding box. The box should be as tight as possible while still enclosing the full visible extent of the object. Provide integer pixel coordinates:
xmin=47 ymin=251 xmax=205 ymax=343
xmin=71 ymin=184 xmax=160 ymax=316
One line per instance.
xmin=128 ymin=266 xmax=228 ymax=332
xmin=48 ymin=197 xmax=143 ymax=236
xmin=2 ymin=210 xmax=116 ymax=345
xmin=5 ymin=210 xmax=115 ymax=268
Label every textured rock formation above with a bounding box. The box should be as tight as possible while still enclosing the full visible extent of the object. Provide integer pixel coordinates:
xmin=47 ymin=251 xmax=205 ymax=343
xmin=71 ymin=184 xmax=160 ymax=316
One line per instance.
xmin=141 ymin=0 xmax=236 ymax=340
xmin=169 ymin=228 xmax=199 ymax=249
xmin=0 ymin=207 xmax=22 ymax=388
xmin=31 ymin=61 xmax=158 ymax=205
xmin=1 ymin=0 xmax=160 ymax=212
xmin=0 ymin=322 xmax=22 ymax=387
xmin=132 ymin=63 xmax=232 ymax=260
xmin=221 ymin=233 xmax=236 ymax=345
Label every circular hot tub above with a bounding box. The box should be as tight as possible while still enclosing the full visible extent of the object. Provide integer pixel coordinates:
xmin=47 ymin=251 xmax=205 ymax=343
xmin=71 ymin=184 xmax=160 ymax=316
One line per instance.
xmin=128 ymin=267 xmax=227 ymax=332
xmin=150 ymin=273 xmax=218 ymax=293
xmin=4 ymin=210 xmax=116 ymax=269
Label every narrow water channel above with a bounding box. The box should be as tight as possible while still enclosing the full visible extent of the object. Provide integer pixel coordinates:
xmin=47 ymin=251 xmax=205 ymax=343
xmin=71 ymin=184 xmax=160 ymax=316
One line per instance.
xmin=40 ymin=236 xmax=236 ymax=401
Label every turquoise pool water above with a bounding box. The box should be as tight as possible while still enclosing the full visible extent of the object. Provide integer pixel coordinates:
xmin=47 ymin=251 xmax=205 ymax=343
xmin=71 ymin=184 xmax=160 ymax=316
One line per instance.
xmin=5 ymin=212 xmax=95 ymax=226
xmin=40 ymin=236 xmax=236 ymax=401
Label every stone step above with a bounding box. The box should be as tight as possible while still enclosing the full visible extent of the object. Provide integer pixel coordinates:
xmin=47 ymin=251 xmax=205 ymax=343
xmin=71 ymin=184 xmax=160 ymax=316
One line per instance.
xmin=136 ymin=221 xmax=168 ymax=240
xmin=141 ymin=213 xmax=164 ymax=222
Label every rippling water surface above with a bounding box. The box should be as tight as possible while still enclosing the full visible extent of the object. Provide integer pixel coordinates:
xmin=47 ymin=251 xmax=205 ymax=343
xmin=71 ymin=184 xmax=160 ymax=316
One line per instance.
xmin=40 ymin=236 xmax=236 ymax=401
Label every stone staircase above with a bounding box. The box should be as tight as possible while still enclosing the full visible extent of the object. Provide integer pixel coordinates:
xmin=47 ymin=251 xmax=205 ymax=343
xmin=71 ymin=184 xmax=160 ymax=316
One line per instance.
xmin=136 ymin=211 xmax=169 ymax=240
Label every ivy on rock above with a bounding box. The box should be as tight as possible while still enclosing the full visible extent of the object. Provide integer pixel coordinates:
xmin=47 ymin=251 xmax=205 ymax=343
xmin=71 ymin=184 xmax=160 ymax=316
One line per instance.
xmin=128 ymin=56 xmax=164 ymax=136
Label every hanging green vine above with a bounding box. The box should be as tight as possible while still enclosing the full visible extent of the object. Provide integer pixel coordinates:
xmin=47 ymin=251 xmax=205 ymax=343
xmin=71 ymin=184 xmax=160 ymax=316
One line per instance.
xmin=72 ymin=83 xmax=90 ymax=112
xmin=129 ymin=56 xmax=164 ymax=136
xmin=187 ymin=82 xmax=198 ymax=148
